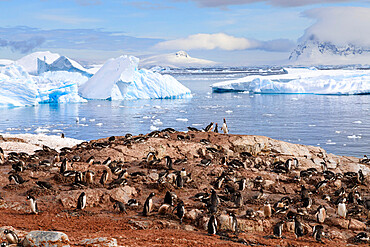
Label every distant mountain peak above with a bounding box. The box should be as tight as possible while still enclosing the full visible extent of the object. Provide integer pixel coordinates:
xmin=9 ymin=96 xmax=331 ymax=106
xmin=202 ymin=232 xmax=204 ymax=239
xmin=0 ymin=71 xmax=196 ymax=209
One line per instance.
xmin=175 ymin=51 xmax=189 ymax=58
xmin=289 ymin=38 xmax=370 ymax=65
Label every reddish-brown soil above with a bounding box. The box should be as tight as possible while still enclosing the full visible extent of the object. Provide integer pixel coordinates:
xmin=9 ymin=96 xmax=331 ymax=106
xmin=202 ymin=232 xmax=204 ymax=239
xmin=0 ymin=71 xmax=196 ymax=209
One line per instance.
xmin=0 ymin=131 xmax=369 ymax=246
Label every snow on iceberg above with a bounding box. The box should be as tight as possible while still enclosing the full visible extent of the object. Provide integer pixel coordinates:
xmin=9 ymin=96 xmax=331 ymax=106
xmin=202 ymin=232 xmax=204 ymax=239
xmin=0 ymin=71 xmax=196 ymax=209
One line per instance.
xmin=16 ymin=51 xmax=60 ymax=75
xmin=211 ymin=68 xmax=370 ymax=95
xmin=79 ymin=55 xmax=191 ymax=100
xmin=0 ymin=65 xmax=87 ymax=107
xmin=38 ymin=55 xmax=92 ymax=77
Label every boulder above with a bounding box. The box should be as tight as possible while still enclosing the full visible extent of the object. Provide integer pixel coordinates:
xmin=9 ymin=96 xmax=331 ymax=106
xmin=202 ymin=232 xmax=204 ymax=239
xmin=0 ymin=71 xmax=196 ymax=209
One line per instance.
xmin=108 ymin=186 xmax=137 ymax=203
xmin=348 ymin=218 xmax=366 ymax=230
xmin=184 ymin=209 xmax=202 ymax=221
xmin=330 ymin=217 xmax=349 ymax=229
xmin=79 ymin=237 xmax=117 ymax=247
xmin=23 ymin=231 xmax=69 ymax=247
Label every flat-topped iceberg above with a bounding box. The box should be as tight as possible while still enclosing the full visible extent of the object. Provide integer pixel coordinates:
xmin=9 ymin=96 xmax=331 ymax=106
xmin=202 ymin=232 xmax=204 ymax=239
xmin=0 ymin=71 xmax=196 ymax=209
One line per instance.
xmin=211 ymin=68 xmax=370 ymax=95
xmin=79 ymin=55 xmax=191 ymax=100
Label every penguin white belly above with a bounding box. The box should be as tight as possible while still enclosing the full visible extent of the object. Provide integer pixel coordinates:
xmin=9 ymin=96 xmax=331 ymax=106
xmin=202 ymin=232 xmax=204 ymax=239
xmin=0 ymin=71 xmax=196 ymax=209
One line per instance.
xmin=318 ymin=209 xmax=326 ymax=223
xmin=148 ymin=198 xmax=153 ymax=212
xmin=30 ymin=200 xmax=37 ymax=214
xmin=82 ymin=196 xmax=86 ymax=209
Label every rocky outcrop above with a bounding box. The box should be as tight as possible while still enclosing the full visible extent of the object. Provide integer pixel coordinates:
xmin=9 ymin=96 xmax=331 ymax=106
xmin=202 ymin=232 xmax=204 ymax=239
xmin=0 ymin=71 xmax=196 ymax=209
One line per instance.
xmin=23 ymin=231 xmax=69 ymax=247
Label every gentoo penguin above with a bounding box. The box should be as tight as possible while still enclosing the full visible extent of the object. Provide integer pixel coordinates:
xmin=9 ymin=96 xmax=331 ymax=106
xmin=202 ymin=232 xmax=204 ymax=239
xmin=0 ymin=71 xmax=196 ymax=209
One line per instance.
xmin=0 ymin=147 xmax=4 ymax=165
xmin=164 ymin=156 xmax=173 ymax=170
xmin=354 ymin=232 xmax=369 ymax=243
xmin=221 ymin=118 xmax=228 ymax=134
xmin=357 ymin=169 xmax=364 ymax=184
xmin=204 ymin=122 xmax=214 ymax=132
xmin=337 ymin=197 xmax=347 ymax=218
xmin=35 ymin=181 xmax=52 ymax=189
xmin=263 ymin=201 xmax=272 ymax=218
xmin=315 ymin=205 xmax=326 ymax=223
xmin=3 ymin=230 xmax=19 ymax=244
xmin=26 ymin=195 xmax=38 ymax=214
xmin=312 ymin=225 xmax=324 ymax=243
xmin=60 ymin=158 xmax=68 ymax=174
xmin=234 ymin=192 xmax=243 ymax=208
xmin=100 ymin=170 xmax=109 ymax=185
xmin=8 ymin=174 xmax=27 ymax=185
xmin=164 ymin=191 xmax=174 ymax=206
xmin=229 ymin=212 xmax=238 ymax=233
xmin=207 ymin=214 xmax=217 ymax=235
xmin=273 ymin=221 xmax=284 ymax=238
xmin=102 ymin=157 xmax=112 ymax=166
xmin=294 ymin=217 xmax=304 ymax=239
xmin=180 ymin=168 xmax=186 ymax=178
xmin=173 ymin=201 xmax=185 ymax=224
xmin=176 ymin=174 xmax=184 ymax=188
xmin=127 ymin=199 xmax=138 ymax=207
xmin=86 ymin=156 xmax=94 ymax=165
xmin=238 ymin=178 xmax=246 ymax=191
xmin=85 ymin=170 xmax=95 ymax=184
xmin=210 ymin=189 xmax=219 ymax=207
xmin=146 ymin=152 xmax=156 ymax=163
xmin=143 ymin=192 xmax=155 ymax=216
xmin=302 ymin=197 xmax=312 ymax=209
xmin=113 ymin=201 xmax=127 ymax=214
xmin=61 ymin=133 xmax=65 ymax=138
xmin=214 ymin=123 xmax=218 ymax=133
xmin=77 ymin=192 xmax=86 ymax=210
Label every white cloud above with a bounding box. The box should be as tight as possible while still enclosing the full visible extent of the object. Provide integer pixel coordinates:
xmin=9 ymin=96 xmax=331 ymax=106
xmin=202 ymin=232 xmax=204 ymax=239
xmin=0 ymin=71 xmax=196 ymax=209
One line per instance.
xmin=37 ymin=14 xmax=101 ymax=24
xmin=173 ymin=0 xmax=355 ymax=8
xmin=154 ymin=33 xmax=294 ymax=52
xmin=300 ymin=7 xmax=370 ymax=47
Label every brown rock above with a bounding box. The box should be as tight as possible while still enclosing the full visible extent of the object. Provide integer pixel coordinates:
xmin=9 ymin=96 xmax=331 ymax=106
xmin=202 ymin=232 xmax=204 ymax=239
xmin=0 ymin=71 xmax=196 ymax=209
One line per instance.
xmin=108 ymin=186 xmax=137 ymax=203
xmin=348 ymin=218 xmax=366 ymax=230
xmin=330 ymin=217 xmax=350 ymax=229
xmin=79 ymin=237 xmax=117 ymax=247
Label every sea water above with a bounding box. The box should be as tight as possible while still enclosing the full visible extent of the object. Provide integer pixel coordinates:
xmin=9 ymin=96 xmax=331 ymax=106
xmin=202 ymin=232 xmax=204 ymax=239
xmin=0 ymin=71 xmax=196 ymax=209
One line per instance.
xmin=0 ymin=70 xmax=368 ymax=157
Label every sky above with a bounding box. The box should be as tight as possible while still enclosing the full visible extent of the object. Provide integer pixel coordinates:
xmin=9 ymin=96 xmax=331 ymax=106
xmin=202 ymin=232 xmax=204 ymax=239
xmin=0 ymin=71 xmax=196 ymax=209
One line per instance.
xmin=0 ymin=0 xmax=369 ymax=65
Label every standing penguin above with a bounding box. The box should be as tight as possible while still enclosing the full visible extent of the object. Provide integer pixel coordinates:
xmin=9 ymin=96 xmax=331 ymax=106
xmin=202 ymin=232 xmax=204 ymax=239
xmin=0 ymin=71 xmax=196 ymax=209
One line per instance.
xmin=3 ymin=230 xmax=19 ymax=244
xmin=294 ymin=217 xmax=304 ymax=239
xmin=164 ymin=156 xmax=173 ymax=170
xmin=143 ymin=192 xmax=155 ymax=216
xmin=85 ymin=170 xmax=95 ymax=184
xmin=60 ymin=158 xmax=68 ymax=174
xmin=209 ymin=189 xmax=219 ymax=213
xmin=315 ymin=205 xmax=326 ymax=223
xmin=273 ymin=221 xmax=284 ymax=238
xmin=312 ymin=225 xmax=324 ymax=243
xmin=229 ymin=212 xmax=238 ymax=233
xmin=26 ymin=195 xmax=38 ymax=214
xmin=77 ymin=192 xmax=86 ymax=210
xmin=100 ymin=170 xmax=109 ymax=185
xmin=164 ymin=191 xmax=174 ymax=206
xmin=221 ymin=118 xmax=229 ymax=134
xmin=207 ymin=214 xmax=217 ymax=235
xmin=176 ymin=174 xmax=184 ymax=188
xmin=214 ymin=123 xmax=219 ymax=133
xmin=337 ymin=197 xmax=347 ymax=218
xmin=173 ymin=201 xmax=185 ymax=224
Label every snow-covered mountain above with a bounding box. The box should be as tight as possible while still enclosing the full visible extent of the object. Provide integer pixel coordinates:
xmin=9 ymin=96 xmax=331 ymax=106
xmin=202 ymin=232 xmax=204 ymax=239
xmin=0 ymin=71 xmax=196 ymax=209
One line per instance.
xmin=289 ymin=39 xmax=370 ymax=65
xmin=140 ymin=51 xmax=217 ymax=68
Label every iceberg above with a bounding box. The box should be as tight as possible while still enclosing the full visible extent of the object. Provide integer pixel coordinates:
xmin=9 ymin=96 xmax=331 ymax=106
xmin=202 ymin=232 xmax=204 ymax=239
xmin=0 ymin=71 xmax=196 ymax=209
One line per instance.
xmin=16 ymin=51 xmax=60 ymax=75
xmin=79 ymin=55 xmax=192 ymax=100
xmin=37 ymin=55 xmax=92 ymax=77
xmin=0 ymin=65 xmax=87 ymax=107
xmin=211 ymin=68 xmax=370 ymax=95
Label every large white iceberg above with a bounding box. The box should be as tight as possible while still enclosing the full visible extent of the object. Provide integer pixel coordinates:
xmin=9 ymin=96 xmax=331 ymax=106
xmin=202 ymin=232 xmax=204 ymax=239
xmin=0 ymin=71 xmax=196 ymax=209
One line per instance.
xmin=0 ymin=65 xmax=87 ymax=107
xmin=79 ymin=55 xmax=191 ymax=100
xmin=0 ymin=52 xmax=192 ymax=107
xmin=211 ymin=68 xmax=370 ymax=95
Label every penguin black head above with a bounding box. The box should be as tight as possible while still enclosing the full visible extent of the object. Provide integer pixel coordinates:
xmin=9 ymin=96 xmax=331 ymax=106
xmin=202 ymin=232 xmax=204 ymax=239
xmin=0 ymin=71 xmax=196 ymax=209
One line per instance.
xmin=149 ymin=192 xmax=155 ymax=197
xmin=3 ymin=230 xmax=9 ymax=234
xmin=27 ymin=195 xmax=35 ymax=200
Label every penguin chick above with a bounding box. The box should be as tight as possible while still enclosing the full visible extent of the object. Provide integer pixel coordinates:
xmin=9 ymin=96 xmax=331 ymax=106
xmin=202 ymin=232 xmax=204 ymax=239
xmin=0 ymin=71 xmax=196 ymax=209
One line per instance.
xmin=294 ymin=217 xmax=304 ymax=239
xmin=113 ymin=201 xmax=127 ymax=214
xmin=26 ymin=195 xmax=38 ymax=214
xmin=312 ymin=225 xmax=324 ymax=243
xmin=173 ymin=201 xmax=185 ymax=224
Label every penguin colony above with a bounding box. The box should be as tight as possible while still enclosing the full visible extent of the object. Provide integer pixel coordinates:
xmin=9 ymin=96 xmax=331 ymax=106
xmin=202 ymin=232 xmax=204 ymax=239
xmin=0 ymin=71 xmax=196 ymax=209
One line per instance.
xmin=0 ymin=122 xmax=369 ymax=246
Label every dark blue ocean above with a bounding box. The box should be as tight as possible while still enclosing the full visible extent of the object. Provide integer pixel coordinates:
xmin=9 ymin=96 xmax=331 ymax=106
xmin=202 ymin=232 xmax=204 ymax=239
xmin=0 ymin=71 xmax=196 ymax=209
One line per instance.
xmin=0 ymin=70 xmax=368 ymax=157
